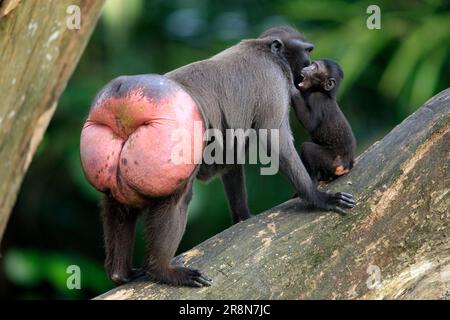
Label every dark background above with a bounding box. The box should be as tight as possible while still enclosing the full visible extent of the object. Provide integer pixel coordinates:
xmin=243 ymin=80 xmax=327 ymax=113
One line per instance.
xmin=1 ymin=0 xmax=449 ymax=299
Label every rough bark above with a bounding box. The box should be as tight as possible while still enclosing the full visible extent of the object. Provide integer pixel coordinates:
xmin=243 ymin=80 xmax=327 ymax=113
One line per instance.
xmin=97 ymin=88 xmax=450 ymax=300
xmin=0 ymin=0 xmax=104 ymax=242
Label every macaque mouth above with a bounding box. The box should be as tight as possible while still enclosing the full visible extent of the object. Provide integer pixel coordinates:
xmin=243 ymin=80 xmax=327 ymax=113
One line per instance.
xmin=298 ymin=73 xmax=310 ymax=88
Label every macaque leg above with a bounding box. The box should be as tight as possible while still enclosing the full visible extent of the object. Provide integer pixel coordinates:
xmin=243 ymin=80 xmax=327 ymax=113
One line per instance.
xmin=143 ymin=182 xmax=212 ymax=287
xmin=100 ymin=194 xmax=140 ymax=285
xmin=222 ymin=165 xmax=252 ymax=224
xmin=300 ymin=142 xmax=337 ymax=184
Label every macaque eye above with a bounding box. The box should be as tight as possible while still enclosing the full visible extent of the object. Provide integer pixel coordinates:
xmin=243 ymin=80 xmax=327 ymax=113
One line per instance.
xmin=305 ymin=45 xmax=314 ymax=53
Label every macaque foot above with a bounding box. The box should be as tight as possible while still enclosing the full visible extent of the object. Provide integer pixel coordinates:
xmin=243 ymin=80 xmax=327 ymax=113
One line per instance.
xmin=334 ymin=165 xmax=350 ymax=176
xmin=317 ymin=191 xmax=356 ymax=215
xmin=110 ymin=268 xmax=145 ymax=285
xmin=146 ymin=266 xmax=212 ymax=287
xmin=232 ymin=213 xmax=252 ymax=224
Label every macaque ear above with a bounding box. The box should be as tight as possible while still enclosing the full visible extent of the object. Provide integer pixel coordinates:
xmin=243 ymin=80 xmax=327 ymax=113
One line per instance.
xmin=270 ymin=39 xmax=283 ymax=53
xmin=324 ymin=78 xmax=336 ymax=91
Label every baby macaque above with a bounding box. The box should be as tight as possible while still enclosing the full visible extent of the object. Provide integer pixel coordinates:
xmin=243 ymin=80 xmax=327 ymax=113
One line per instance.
xmin=292 ymin=59 xmax=356 ymax=185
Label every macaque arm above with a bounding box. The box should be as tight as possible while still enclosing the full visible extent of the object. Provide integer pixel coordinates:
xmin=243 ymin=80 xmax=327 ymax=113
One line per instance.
xmin=277 ymin=119 xmax=318 ymax=202
xmin=291 ymin=90 xmax=316 ymax=132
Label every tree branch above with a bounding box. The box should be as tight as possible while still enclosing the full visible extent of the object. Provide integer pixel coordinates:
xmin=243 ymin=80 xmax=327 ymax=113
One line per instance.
xmin=0 ymin=0 xmax=105 ymax=242
xmin=97 ymin=89 xmax=450 ymax=300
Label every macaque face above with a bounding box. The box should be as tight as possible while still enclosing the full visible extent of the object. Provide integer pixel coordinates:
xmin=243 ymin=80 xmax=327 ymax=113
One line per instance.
xmin=298 ymin=60 xmax=328 ymax=91
xmin=298 ymin=59 xmax=342 ymax=92
xmin=259 ymin=26 xmax=314 ymax=87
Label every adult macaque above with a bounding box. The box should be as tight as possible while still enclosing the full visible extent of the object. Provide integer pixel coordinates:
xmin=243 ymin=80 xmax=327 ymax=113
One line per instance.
xmin=293 ymin=59 xmax=356 ymax=187
xmin=80 ymin=26 xmax=356 ymax=287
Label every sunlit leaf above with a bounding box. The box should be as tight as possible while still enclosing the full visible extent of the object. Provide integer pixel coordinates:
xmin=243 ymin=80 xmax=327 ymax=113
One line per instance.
xmin=334 ymin=20 xmax=392 ymax=95
xmin=3 ymin=249 xmax=111 ymax=296
xmin=102 ymin=0 xmax=144 ymax=50
xmin=408 ymin=47 xmax=447 ymax=111
xmin=379 ymin=15 xmax=450 ymax=98
xmin=3 ymin=250 xmax=41 ymax=286
xmin=281 ymin=0 xmax=360 ymax=21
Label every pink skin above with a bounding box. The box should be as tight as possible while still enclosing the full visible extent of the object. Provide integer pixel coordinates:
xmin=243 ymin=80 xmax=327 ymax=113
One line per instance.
xmin=80 ymin=76 xmax=205 ymax=206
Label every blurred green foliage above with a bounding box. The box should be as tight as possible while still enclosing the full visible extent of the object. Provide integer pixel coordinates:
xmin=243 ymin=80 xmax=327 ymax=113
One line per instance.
xmin=1 ymin=0 xmax=449 ymax=299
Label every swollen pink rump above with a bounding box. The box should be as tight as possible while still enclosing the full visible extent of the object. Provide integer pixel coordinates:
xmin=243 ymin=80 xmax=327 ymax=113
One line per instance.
xmin=80 ymin=74 xmax=205 ymax=206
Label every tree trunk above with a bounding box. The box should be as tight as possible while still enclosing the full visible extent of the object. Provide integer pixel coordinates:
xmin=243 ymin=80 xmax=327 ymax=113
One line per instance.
xmin=97 ymin=88 xmax=450 ymax=300
xmin=0 ymin=0 xmax=104 ymax=242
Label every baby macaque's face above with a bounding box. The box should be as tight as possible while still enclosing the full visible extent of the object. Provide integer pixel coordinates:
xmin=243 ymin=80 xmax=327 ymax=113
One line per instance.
xmin=298 ymin=60 xmax=326 ymax=90
xmin=298 ymin=59 xmax=342 ymax=92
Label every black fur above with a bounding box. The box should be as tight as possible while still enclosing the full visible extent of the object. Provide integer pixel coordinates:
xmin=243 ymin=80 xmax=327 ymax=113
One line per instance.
xmin=293 ymin=59 xmax=356 ymax=185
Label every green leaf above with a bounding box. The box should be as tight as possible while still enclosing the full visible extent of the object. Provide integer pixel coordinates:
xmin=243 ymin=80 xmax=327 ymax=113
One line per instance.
xmin=379 ymin=15 xmax=450 ymax=98
xmin=408 ymin=47 xmax=447 ymax=111
xmin=3 ymin=250 xmax=42 ymax=287
xmin=281 ymin=0 xmax=360 ymax=22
